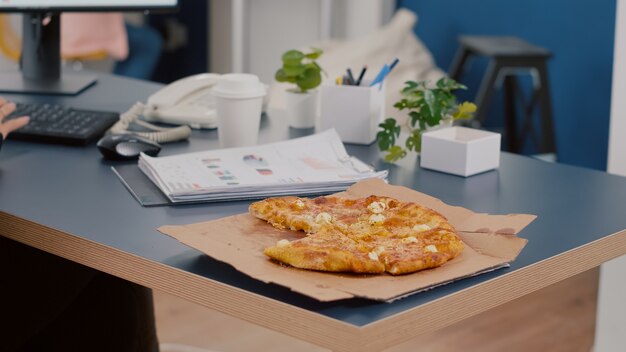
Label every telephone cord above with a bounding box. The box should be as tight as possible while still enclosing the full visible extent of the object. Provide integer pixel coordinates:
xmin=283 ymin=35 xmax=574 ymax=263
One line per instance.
xmin=108 ymin=102 xmax=192 ymax=144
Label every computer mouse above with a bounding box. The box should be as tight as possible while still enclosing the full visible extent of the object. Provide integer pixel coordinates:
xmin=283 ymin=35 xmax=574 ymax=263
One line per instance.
xmin=97 ymin=134 xmax=161 ymax=160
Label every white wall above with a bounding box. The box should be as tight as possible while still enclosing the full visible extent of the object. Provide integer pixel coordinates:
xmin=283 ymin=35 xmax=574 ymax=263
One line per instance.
xmin=595 ymin=0 xmax=626 ymax=351
xmin=210 ymin=0 xmax=395 ymax=84
xmin=331 ymin=0 xmax=394 ymax=40
xmin=209 ymin=0 xmax=233 ymax=74
xmin=608 ymin=0 xmax=626 ymax=176
xmin=245 ymin=0 xmax=324 ymax=83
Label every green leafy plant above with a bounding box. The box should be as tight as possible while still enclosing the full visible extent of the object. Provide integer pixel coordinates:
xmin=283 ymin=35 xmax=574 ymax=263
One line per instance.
xmin=275 ymin=48 xmax=323 ymax=93
xmin=377 ymin=77 xmax=477 ymax=162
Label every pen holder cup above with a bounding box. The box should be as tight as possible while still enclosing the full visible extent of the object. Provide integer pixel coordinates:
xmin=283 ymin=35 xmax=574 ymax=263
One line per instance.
xmin=318 ymin=80 xmax=385 ymax=145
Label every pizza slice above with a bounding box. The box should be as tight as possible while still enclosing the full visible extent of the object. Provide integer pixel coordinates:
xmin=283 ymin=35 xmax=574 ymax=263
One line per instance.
xmin=366 ymin=230 xmax=464 ymax=275
xmin=250 ymin=195 xmax=465 ymax=275
xmin=263 ymin=226 xmax=385 ymax=274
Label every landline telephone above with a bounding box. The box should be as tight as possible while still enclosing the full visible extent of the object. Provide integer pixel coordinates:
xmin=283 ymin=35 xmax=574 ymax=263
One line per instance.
xmin=143 ymin=73 xmax=221 ymax=129
xmin=107 ymin=73 xmax=220 ymax=144
xmin=107 ymin=73 xmax=269 ymax=144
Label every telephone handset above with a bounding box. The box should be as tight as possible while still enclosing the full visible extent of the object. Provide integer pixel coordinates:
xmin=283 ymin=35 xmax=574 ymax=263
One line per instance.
xmin=107 ymin=73 xmax=220 ymax=144
xmin=143 ymin=73 xmax=220 ymax=129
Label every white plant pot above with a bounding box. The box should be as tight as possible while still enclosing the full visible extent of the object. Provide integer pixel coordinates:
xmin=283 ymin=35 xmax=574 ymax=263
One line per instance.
xmin=285 ymin=89 xmax=318 ymax=128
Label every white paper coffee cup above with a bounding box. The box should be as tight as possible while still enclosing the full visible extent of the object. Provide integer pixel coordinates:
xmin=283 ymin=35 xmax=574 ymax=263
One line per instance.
xmin=211 ymin=74 xmax=266 ymax=148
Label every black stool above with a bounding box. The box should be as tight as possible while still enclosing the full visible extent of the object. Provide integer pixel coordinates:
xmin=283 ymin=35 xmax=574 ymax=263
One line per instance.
xmin=449 ymin=35 xmax=556 ymax=154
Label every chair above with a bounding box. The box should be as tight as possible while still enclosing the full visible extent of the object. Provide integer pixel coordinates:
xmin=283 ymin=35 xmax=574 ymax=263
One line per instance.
xmin=449 ymin=35 xmax=557 ymax=154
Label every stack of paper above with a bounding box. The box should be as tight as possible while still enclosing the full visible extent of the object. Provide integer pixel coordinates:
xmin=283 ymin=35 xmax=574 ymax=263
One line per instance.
xmin=138 ymin=129 xmax=388 ymax=203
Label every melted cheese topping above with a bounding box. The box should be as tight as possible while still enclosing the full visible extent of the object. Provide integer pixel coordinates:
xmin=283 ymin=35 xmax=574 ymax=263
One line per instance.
xmin=368 ymin=214 xmax=385 ymax=225
xmin=368 ymin=251 xmax=379 ymax=261
xmin=402 ymin=236 xmax=418 ymax=243
xmin=367 ymin=201 xmax=387 ymax=214
xmin=294 ymin=199 xmax=306 ymax=209
xmin=315 ymin=212 xmax=332 ymax=224
xmin=425 ymin=244 xmax=438 ymax=253
xmin=276 ymin=239 xmax=290 ymax=247
xmin=412 ymin=224 xmax=431 ymax=232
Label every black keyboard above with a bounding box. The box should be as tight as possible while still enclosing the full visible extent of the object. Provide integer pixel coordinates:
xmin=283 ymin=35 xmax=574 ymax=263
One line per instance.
xmin=5 ymin=102 xmax=120 ymax=145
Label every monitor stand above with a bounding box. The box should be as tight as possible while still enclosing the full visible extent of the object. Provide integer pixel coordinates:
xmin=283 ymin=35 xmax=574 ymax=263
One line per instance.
xmin=0 ymin=12 xmax=97 ymax=96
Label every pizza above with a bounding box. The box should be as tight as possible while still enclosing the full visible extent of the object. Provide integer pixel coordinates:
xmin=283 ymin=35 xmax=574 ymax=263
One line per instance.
xmin=249 ymin=195 xmax=464 ymax=275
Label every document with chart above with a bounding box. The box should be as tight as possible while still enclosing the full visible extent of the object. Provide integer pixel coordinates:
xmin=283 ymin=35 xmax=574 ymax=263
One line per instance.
xmin=138 ymin=129 xmax=388 ymax=202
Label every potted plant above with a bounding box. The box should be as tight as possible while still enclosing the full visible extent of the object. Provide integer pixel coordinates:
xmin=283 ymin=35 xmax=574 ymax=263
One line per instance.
xmin=376 ymin=77 xmax=477 ymax=162
xmin=275 ymin=48 xmax=323 ymax=128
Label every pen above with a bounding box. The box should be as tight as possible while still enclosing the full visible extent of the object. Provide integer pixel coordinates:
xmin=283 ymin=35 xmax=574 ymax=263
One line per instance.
xmin=346 ymin=68 xmax=355 ymax=85
xmin=388 ymin=58 xmax=399 ymax=72
xmin=369 ymin=58 xmax=400 ymax=87
xmin=369 ymin=64 xmax=389 ymax=87
xmin=355 ymin=66 xmax=367 ymax=86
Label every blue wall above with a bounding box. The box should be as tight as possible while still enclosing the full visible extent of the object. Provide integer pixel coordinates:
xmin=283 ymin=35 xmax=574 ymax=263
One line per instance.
xmin=399 ymin=0 xmax=616 ymax=170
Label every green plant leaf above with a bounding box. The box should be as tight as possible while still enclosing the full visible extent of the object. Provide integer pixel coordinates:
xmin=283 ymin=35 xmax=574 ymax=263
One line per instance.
xmin=282 ymin=50 xmax=304 ymax=66
xmin=452 ymin=101 xmax=477 ymax=120
xmin=405 ymin=130 xmax=422 ymax=152
xmin=305 ymin=47 xmax=323 ymax=59
xmin=440 ymin=91 xmax=457 ymax=109
xmin=408 ymin=111 xmax=421 ymax=127
xmin=275 ymin=69 xmax=294 ymax=83
xmin=311 ymin=61 xmax=327 ymax=77
xmin=296 ymin=66 xmax=321 ymax=92
xmin=376 ymin=131 xmax=392 ymax=151
xmin=282 ymin=64 xmax=306 ymax=76
xmin=401 ymin=80 xmax=419 ymax=94
xmin=384 ymin=146 xmax=407 ymax=163
xmin=377 ymin=118 xmax=400 ymax=151
xmin=436 ymin=77 xmax=467 ymax=91
xmin=378 ymin=118 xmax=400 ymax=133
xmin=384 ymin=77 xmax=475 ymax=162
xmin=419 ymin=104 xmax=440 ymax=128
xmin=423 ymin=90 xmax=437 ymax=121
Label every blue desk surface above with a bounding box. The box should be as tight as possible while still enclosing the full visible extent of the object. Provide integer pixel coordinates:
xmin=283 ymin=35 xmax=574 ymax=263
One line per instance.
xmin=1 ymin=73 xmax=626 ymax=330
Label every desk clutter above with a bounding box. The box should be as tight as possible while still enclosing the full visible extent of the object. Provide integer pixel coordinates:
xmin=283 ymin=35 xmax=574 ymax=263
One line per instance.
xmin=136 ymin=129 xmax=387 ymax=203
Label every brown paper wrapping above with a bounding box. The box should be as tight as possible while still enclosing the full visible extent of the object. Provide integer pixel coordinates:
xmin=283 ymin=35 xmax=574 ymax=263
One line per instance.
xmin=159 ymin=179 xmax=535 ymax=302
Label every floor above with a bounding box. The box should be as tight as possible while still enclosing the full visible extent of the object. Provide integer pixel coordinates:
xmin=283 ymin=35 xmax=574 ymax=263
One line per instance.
xmin=154 ymin=268 xmax=598 ymax=352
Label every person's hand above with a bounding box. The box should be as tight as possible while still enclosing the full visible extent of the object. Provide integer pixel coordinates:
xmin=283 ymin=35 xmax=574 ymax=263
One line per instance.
xmin=0 ymin=98 xmax=29 ymax=139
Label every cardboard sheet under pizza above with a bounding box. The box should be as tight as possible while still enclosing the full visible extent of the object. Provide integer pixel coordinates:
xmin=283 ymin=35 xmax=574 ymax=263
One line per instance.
xmin=159 ymin=179 xmax=536 ymax=302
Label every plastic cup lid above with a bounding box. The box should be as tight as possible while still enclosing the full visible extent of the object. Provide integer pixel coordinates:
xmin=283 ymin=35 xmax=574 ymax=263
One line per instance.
xmin=211 ymin=73 xmax=267 ymax=99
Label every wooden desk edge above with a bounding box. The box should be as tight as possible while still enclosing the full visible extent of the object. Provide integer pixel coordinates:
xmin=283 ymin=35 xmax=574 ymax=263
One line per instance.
xmin=2 ymin=212 xmax=625 ymax=352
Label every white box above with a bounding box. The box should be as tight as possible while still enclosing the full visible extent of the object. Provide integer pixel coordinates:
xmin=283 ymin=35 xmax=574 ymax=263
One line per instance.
xmin=317 ymin=81 xmax=385 ymax=145
xmin=420 ymin=126 xmax=501 ymax=177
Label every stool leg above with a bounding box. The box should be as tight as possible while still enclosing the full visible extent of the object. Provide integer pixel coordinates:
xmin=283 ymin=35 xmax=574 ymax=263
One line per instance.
xmin=535 ymin=61 xmax=557 ymax=154
xmin=449 ymin=47 xmax=471 ymax=80
xmin=503 ymin=75 xmax=518 ymax=152
xmin=473 ymin=59 xmax=502 ymax=125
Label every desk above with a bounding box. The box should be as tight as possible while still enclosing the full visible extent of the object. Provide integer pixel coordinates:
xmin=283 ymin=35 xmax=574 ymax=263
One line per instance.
xmin=1 ymin=73 xmax=626 ymax=352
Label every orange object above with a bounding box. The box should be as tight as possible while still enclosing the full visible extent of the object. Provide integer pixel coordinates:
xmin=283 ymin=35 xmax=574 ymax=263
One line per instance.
xmin=0 ymin=13 xmax=126 ymax=62
xmin=61 ymin=13 xmax=128 ymax=60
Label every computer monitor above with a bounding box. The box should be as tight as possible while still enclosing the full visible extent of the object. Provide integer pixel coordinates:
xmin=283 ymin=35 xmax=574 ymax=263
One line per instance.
xmin=0 ymin=1 xmax=178 ymax=95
